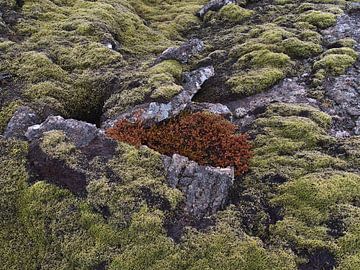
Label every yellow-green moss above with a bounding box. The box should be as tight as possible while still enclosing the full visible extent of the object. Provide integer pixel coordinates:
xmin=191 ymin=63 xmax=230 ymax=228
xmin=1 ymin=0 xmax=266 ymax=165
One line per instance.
xmin=148 ymin=60 xmax=183 ymax=80
xmin=227 ymin=68 xmax=285 ymax=96
xmin=271 ymin=172 xmax=360 ymax=252
xmin=321 ymin=47 xmax=358 ymax=60
xmin=150 ymin=84 xmax=183 ymax=99
xmin=299 ymin=10 xmax=337 ymax=29
xmin=15 ymin=51 xmax=69 ymax=83
xmin=263 ymin=103 xmax=332 ymax=128
xmin=230 ymin=41 xmax=280 ymax=59
xmin=235 ymin=49 xmax=292 ymax=69
xmin=39 ymin=130 xmax=81 ymax=167
xmin=314 ymin=53 xmax=357 ymax=76
xmin=217 ymin=3 xmax=254 ymax=23
xmin=56 ymin=42 xmax=124 ymax=70
xmin=282 ymin=37 xmax=322 ymax=58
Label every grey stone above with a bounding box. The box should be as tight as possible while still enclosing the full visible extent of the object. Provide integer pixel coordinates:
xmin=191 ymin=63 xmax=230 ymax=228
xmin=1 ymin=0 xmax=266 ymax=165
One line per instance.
xmin=26 ymin=115 xmax=100 ymax=147
xmin=320 ymin=10 xmax=360 ymax=136
xmin=162 ymin=154 xmax=234 ymax=218
xmin=104 ymin=66 xmax=215 ymax=127
xmin=3 ymin=106 xmax=40 ymax=140
xmin=153 ymin=38 xmax=204 ymax=65
xmin=187 ymin=102 xmax=232 ymax=118
xmin=197 ymin=0 xmax=236 ymax=19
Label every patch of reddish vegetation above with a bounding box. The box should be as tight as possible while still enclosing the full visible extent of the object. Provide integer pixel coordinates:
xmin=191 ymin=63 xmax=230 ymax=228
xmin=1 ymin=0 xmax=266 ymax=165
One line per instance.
xmin=106 ymin=112 xmax=252 ymax=176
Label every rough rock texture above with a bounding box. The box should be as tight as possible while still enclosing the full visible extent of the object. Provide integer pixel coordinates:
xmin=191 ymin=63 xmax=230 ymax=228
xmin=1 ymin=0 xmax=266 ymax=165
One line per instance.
xmin=320 ymin=9 xmax=360 ymax=137
xmin=104 ymin=66 xmax=215 ymax=127
xmin=197 ymin=0 xmax=235 ymax=18
xmin=163 ymin=153 xmax=234 ymax=218
xmin=187 ymin=102 xmax=232 ymax=118
xmin=26 ymin=115 xmax=100 ymax=147
xmin=3 ymin=106 xmax=40 ymax=139
xmin=227 ymin=78 xmax=318 ymax=130
xmin=153 ymin=38 xmax=204 ymax=65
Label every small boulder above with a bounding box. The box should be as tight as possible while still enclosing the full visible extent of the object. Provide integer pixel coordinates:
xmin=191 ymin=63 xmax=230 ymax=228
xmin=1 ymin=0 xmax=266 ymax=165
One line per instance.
xmin=163 ymin=153 xmax=234 ymax=218
xmin=3 ymin=106 xmax=40 ymax=140
xmin=26 ymin=115 xmax=99 ymax=147
xmin=153 ymin=38 xmax=204 ymax=65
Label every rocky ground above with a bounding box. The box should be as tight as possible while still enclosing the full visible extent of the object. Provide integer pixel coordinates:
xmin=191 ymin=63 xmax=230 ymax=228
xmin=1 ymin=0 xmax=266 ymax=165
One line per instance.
xmin=1 ymin=0 xmax=360 ymax=269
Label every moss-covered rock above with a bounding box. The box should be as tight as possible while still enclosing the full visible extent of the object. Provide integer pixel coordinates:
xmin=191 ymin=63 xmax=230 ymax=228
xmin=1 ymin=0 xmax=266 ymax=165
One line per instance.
xmin=313 ymin=50 xmax=357 ymax=76
xmin=227 ymin=68 xmax=285 ymax=97
xmin=282 ymin=37 xmax=322 ymax=58
xmin=217 ymin=3 xmax=254 ymax=23
xmin=299 ymin=10 xmax=337 ymax=29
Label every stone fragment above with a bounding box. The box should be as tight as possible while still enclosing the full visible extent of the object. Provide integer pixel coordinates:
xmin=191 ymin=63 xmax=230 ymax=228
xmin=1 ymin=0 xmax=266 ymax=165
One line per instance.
xmin=163 ymin=154 xmax=234 ymax=218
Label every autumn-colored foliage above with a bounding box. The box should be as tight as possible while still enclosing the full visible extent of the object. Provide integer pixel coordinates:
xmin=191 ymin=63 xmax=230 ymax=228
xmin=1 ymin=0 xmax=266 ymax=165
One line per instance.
xmin=106 ymin=112 xmax=252 ymax=175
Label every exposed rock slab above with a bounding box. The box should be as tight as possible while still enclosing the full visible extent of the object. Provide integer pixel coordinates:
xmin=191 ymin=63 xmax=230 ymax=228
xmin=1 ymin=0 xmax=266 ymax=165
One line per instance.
xmin=103 ymin=66 xmax=215 ymax=127
xmin=321 ymin=10 xmax=360 ymax=136
xmin=153 ymin=38 xmax=204 ymax=65
xmin=3 ymin=106 xmax=40 ymax=140
xmin=163 ymin=154 xmax=234 ymax=219
xmin=226 ymin=78 xmax=318 ymax=130
xmin=26 ymin=115 xmax=100 ymax=147
xmin=197 ymin=0 xmax=236 ymax=19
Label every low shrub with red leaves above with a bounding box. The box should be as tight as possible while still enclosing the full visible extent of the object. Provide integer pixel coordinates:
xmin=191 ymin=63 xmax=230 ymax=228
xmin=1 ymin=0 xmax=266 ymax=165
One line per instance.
xmin=106 ymin=112 xmax=252 ymax=176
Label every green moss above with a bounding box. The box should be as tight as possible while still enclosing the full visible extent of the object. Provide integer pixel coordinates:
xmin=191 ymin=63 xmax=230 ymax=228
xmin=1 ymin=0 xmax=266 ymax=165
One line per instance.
xmin=217 ymin=3 xmax=254 ymax=23
xmin=0 ymin=40 xmax=15 ymax=51
xmin=104 ymin=86 xmax=151 ymax=117
xmin=150 ymin=84 xmax=183 ymax=99
xmin=39 ymin=130 xmax=81 ymax=167
xmin=258 ymin=27 xmax=295 ymax=44
xmin=0 ymin=139 xmax=36 ymax=269
xmin=313 ymin=53 xmax=357 ymax=75
xmin=274 ymin=172 xmax=360 ymax=224
xmin=235 ymin=49 xmax=292 ymax=69
xmin=282 ymin=37 xmax=322 ymax=58
xmin=332 ymin=38 xmax=357 ymax=48
xmin=337 ymin=254 xmax=360 ymax=270
xmin=299 ymin=29 xmax=322 ymax=43
xmin=321 ymin=47 xmax=358 ymax=60
xmin=271 ymin=217 xmax=332 ymax=251
xmin=106 ymin=143 xmax=183 ymax=210
xmin=148 ymin=60 xmax=183 ymax=80
xmin=15 ymin=51 xmax=69 ymax=84
xmin=270 ymin=171 xmax=360 ymax=255
xmin=229 ymin=41 xmax=279 ymax=59
xmin=256 ymin=116 xmax=328 ymax=147
xmin=263 ymin=103 xmax=332 ymax=128
xmin=299 ymin=10 xmax=337 ymax=29
xmin=227 ymin=68 xmax=285 ymax=97
xmin=23 ymin=81 xmax=67 ymax=101
xmin=179 ymin=221 xmax=297 ymax=270
xmin=57 ymin=42 xmax=124 ymax=70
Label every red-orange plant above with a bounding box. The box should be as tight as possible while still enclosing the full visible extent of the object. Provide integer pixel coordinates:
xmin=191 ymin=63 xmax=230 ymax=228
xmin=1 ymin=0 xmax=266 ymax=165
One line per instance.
xmin=106 ymin=112 xmax=252 ymax=176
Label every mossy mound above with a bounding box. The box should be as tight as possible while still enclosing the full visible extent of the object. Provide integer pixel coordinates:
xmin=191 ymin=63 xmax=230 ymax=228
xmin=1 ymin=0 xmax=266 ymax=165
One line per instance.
xmin=298 ymin=10 xmax=337 ymax=29
xmin=205 ymin=3 xmax=254 ymax=24
xmin=227 ymin=68 xmax=285 ymax=97
xmin=312 ymin=47 xmax=358 ymax=84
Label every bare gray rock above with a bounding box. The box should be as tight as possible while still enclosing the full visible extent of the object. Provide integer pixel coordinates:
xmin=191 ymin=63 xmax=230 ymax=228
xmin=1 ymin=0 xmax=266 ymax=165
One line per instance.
xmin=26 ymin=116 xmax=100 ymax=147
xmin=321 ymin=10 xmax=360 ymax=136
xmin=197 ymin=0 xmax=236 ymax=19
xmin=163 ymin=154 xmax=234 ymax=218
xmin=3 ymin=106 xmax=40 ymax=140
xmin=187 ymin=102 xmax=232 ymax=118
xmin=153 ymin=38 xmax=204 ymax=65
